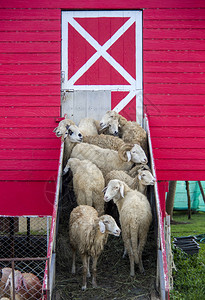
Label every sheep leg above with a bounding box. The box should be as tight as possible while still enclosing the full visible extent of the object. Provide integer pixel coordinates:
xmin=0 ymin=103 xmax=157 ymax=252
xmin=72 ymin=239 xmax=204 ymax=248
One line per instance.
xmin=81 ymin=254 xmax=88 ymax=291
xmin=71 ymin=249 xmax=76 ymax=274
xmin=123 ymin=236 xmax=135 ymax=276
xmin=87 ymin=256 xmax=91 ymax=277
xmin=137 ymin=233 xmax=147 ymax=274
xmin=91 ymin=256 xmax=98 ymax=288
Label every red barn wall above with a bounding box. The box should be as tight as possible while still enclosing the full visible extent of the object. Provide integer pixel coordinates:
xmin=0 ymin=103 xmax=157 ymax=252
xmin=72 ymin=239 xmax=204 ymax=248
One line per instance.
xmin=0 ymin=0 xmax=205 ymax=216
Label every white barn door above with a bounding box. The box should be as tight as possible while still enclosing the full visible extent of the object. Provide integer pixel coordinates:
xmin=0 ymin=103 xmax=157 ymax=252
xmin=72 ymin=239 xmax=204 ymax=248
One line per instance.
xmin=61 ymin=11 xmax=142 ymax=125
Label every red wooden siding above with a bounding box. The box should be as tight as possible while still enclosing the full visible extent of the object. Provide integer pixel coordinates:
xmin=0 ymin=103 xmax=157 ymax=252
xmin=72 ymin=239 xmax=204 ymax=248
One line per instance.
xmin=0 ymin=8 xmax=61 ymax=216
xmin=0 ymin=1 xmax=205 ymax=216
xmin=143 ymin=7 xmax=205 ymax=181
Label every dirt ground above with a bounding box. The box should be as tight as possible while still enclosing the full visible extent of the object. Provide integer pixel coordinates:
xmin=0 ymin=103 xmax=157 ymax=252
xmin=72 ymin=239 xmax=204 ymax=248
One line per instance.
xmin=52 ymin=174 xmax=159 ymax=300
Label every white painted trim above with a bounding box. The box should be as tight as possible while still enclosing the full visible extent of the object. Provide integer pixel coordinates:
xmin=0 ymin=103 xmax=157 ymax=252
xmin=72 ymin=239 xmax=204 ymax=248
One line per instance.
xmin=62 ymin=10 xmax=143 ymax=123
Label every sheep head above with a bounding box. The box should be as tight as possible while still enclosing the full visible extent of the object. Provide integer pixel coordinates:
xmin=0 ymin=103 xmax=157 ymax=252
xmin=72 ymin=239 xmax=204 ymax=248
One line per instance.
xmin=5 ymin=270 xmax=24 ymax=292
xmin=103 ymin=179 xmax=125 ymax=202
xmin=63 ymin=125 xmax=83 ymax=142
xmin=99 ymin=111 xmax=120 ymax=135
xmin=53 ymin=117 xmax=75 ymax=139
xmin=98 ymin=215 xmax=121 ymax=236
xmin=118 ymin=143 xmax=148 ymax=164
xmin=138 ymin=169 xmax=156 ymax=186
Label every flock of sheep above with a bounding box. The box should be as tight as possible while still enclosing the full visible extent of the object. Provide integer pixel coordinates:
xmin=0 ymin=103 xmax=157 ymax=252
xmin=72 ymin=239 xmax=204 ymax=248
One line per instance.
xmin=0 ymin=110 xmax=156 ymax=298
xmin=55 ymin=110 xmax=156 ymax=291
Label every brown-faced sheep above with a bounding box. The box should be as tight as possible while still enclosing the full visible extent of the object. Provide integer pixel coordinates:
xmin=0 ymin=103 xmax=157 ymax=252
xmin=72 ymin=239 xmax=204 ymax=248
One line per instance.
xmin=69 ymin=205 xmax=121 ymax=290
xmin=103 ymin=179 xmax=152 ymax=276
xmin=5 ymin=270 xmax=42 ymax=299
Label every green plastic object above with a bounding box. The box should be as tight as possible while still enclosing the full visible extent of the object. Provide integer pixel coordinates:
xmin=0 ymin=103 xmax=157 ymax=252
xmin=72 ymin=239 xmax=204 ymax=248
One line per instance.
xmin=173 ymin=181 xmax=205 ymax=212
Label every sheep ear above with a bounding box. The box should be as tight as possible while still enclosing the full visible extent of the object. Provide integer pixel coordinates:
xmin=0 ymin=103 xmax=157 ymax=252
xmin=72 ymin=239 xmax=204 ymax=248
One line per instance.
xmin=102 ymin=186 xmax=107 ymax=193
xmin=63 ymin=165 xmax=70 ymax=175
xmin=126 ymin=151 xmax=131 ymax=162
xmin=99 ymin=220 xmax=105 ymax=233
xmin=53 ymin=127 xmax=57 ymax=133
xmin=22 ymin=276 xmax=28 ymax=290
xmin=66 ymin=125 xmax=70 ymax=130
xmin=4 ymin=277 xmax=10 ymax=290
xmin=120 ymin=183 xmax=124 ymax=198
xmin=138 ymin=174 xmax=142 ymax=181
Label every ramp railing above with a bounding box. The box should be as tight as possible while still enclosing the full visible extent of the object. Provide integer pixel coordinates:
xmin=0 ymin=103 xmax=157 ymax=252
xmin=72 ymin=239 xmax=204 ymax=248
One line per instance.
xmin=144 ymin=114 xmax=170 ymax=300
xmin=42 ymin=142 xmax=64 ymax=299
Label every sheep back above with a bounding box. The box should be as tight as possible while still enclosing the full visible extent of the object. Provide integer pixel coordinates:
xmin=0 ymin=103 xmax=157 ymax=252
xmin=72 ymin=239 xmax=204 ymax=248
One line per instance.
xmin=68 ymin=158 xmax=105 ymax=215
xmin=69 ymin=205 xmax=108 ymax=257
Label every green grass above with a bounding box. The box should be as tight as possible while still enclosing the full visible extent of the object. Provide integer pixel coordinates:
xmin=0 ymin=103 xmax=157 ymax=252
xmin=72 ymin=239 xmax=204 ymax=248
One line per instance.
xmin=170 ymin=211 xmax=205 ymax=300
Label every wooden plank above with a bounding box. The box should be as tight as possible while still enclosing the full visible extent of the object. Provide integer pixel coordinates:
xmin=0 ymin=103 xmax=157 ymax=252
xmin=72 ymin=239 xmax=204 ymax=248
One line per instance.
xmin=0 ymin=106 xmax=60 ymax=117
xmin=143 ymin=20 xmax=205 ymax=29
xmin=0 ymin=181 xmax=55 ymax=216
xmin=0 ymin=138 xmax=61 ymax=149
xmin=156 ymin=170 xmax=205 ymax=181
xmin=144 ymin=39 xmax=205 ymax=51
xmin=0 ymin=42 xmax=60 ymax=53
xmin=151 ymin=137 xmax=205 ymax=149
xmin=145 ymin=104 xmax=205 ymax=116
xmin=0 ymin=20 xmax=60 ymax=31
xmin=155 ymin=159 xmax=205 ymax=170
xmin=150 ymin=127 xmax=205 ymax=138
xmin=144 ymin=94 xmax=205 ymax=105
xmin=0 ymin=31 xmax=61 ymax=42
xmin=144 ymin=8 xmax=205 ymax=20
xmin=0 ymin=128 xmax=57 ymax=138
xmin=153 ymin=148 xmax=205 ymax=160
xmin=144 ymin=72 xmax=205 ymax=84
xmin=0 ymin=8 xmax=61 ymax=19
xmin=0 ymin=53 xmax=60 ymax=64
xmin=0 ymin=170 xmax=58 ymax=181
xmin=0 ymin=74 xmax=60 ymax=85
xmin=0 ymin=85 xmax=60 ymax=95
xmin=0 ymin=117 xmax=58 ymax=127
xmin=0 ymin=149 xmax=60 ymax=160
xmin=1 ymin=0 xmax=205 ymax=9
xmin=144 ymin=28 xmax=205 ymax=39
xmin=144 ymin=62 xmax=205 ymax=73
xmin=0 ymin=64 xmax=60 ymax=74
xmin=0 ymin=95 xmax=60 ymax=106
xmin=0 ymin=159 xmax=59 ymax=170
xmin=143 ymin=50 xmax=205 ymax=62
xmin=148 ymin=116 xmax=205 ymax=127
xmin=144 ymin=83 xmax=205 ymax=94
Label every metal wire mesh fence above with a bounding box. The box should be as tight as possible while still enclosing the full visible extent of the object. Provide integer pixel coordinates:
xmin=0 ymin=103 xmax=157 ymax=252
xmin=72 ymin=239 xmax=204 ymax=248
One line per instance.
xmin=0 ymin=217 xmax=51 ymax=259
xmin=0 ymin=257 xmax=48 ymax=299
xmin=0 ymin=216 xmax=52 ymax=299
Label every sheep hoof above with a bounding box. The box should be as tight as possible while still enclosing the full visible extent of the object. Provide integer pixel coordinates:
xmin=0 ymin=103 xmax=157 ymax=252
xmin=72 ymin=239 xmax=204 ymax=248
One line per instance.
xmin=82 ymin=285 xmax=87 ymax=291
xmin=130 ymin=271 xmax=135 ymax=277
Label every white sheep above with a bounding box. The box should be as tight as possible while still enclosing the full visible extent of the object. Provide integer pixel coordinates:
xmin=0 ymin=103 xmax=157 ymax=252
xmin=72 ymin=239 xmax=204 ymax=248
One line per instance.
xmin=78 ymin=117 xmax=100 ymax=136
xmin=63 ymin=158 xmax=105 ymax=216
xmin=105 ymin=168 xmax=155 ymax=195
xmin=53 ymin=114 xmax=75 ymax=140
xmin=69 ymin=205 xmax=121 ymax=290
xmin=99 ymin=117 xmax=119 ymax=136
xmin=83 ymin=133 xmax=129 ymax=152
xmin=70 ymin=143 xmax=148 ymax=177
xmin=103 ymin=179 xmax=152 ymax=276
xmin=100 ymin=111 xmax=148 ymax=154
xmin=4 ymin=270 xmax=42 ymax=299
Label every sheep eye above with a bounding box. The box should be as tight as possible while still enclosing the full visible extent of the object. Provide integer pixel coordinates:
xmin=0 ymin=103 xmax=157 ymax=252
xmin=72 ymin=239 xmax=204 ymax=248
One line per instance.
xmin=104 ymin=220 xmax=109 ymax=224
